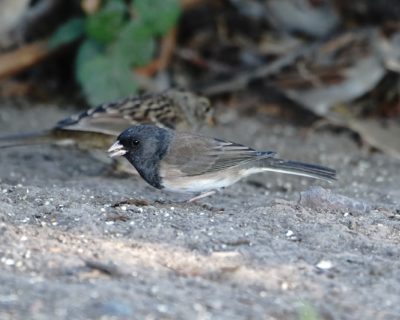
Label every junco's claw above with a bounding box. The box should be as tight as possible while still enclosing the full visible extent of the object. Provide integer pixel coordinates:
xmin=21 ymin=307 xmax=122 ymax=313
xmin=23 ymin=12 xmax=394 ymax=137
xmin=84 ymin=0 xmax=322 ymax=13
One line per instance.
xmin=187 ymin=191 xmax=216 ymax=203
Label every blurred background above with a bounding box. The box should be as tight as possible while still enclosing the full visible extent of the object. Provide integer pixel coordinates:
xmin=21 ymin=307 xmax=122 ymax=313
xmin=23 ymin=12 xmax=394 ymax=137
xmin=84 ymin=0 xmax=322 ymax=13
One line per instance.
xmin=0 ymin=0 xmax=399 ymax=157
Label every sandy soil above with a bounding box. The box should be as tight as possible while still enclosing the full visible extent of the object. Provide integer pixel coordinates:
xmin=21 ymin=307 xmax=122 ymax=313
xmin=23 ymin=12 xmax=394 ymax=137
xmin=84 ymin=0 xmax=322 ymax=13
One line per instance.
xmin=0 ymin=100 xmax=399 ymax=320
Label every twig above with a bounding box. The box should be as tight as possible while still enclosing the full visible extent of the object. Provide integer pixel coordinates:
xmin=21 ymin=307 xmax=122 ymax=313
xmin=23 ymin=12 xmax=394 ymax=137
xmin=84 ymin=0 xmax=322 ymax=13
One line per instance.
xmin=200 ymin=42 xmax=320 ymax=96
xmin=84 ymin=259 xmax=123 ymax=277
xmin=0 ymin=40 xmax=50 ymax=80
xmin=180 ymin=0 xmax=209 ymax=10
xmin=135 ymin=28 xmax=177 ymax=77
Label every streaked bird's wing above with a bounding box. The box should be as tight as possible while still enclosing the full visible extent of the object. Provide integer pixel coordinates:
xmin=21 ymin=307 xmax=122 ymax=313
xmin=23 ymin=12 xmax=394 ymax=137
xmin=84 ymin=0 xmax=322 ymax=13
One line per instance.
xmin=56 ymin=94 xmax=181 ymax=136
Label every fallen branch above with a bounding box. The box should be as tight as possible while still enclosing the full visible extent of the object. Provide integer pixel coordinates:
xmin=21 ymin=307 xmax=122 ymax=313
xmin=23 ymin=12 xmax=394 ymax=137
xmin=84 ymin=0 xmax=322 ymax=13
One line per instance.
xmin=135 ymin=28 xmax=177 ymax=77
xmin=200 ymin=42 xmax=320 ymax=96
xmin=0 ymin=40 xmax=50 ymax=81
xmin=180 ymin=0 xmax=209 ymax=10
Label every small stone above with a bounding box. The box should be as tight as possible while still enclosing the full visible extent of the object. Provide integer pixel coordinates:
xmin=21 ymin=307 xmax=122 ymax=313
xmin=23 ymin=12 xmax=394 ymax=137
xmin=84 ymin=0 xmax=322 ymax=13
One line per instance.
xmin=2 ymin=258 xmax=15 ymax=266
xmin=286 ymin=230 xmax=294 ymax=237
xmin=157 ymin=304 xmax=168 ymax=313
xmin=316 ymin=260 xmax=333 ymax=270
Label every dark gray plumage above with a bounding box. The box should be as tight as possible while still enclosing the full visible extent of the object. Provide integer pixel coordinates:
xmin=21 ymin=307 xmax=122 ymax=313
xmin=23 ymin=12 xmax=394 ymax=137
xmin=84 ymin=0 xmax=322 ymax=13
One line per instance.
xmin=115 ymin=125 xmax=173 ymax=188
xmin=108 ymin=125 xmax=336 ymax=198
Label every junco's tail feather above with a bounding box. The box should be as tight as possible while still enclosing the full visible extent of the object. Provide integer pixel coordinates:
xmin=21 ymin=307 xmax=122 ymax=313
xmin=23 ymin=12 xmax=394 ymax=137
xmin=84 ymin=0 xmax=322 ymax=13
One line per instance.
xmin=255 ymin=158 xmax=336 ymax=181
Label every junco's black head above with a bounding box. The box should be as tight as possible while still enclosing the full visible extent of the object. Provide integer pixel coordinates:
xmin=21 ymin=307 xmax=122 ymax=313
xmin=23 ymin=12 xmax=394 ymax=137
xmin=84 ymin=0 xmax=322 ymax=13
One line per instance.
xmin=108 ymin=125 xmax=173 ymax=188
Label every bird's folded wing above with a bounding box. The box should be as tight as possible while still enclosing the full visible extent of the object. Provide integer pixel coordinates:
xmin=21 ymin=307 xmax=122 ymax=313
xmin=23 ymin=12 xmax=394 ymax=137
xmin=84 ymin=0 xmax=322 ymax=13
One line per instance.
xmin=163 ymin=134 xmax=276 ymax=176
xmin=55 ymin=94 xmax=180 ymax=136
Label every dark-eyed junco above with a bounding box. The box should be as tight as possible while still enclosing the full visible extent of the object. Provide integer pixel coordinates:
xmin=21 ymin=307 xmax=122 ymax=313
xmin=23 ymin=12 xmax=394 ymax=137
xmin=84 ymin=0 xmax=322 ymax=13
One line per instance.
xmin=108 ymin=124 xmax=336 ymax=201
xmin=0 ymin=89 xmax=213 ymax=150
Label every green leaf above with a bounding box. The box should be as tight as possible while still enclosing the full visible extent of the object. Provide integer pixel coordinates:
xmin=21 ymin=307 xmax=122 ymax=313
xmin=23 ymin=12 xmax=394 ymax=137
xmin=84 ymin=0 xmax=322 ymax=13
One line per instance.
xmin=75 ymin=40 xmax=104 ymax=83
xmin=86 ymin=1 xmax=127 ymax=44
xmin=76 ymin=52 xmax=137 ymax=105
xmin=112 ymin=21 xmax=155 ymax=67
xmin=48 ymin=18 xmax=85 ymax=49
xmin=135 ymin=0 xmax=181 ymax=36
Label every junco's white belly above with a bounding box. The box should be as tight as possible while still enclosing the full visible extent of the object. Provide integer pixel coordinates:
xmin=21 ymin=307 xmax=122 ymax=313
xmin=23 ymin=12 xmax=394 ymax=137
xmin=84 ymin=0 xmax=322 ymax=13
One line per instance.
xmin=162 ymin=172 xmax=242 ymax=193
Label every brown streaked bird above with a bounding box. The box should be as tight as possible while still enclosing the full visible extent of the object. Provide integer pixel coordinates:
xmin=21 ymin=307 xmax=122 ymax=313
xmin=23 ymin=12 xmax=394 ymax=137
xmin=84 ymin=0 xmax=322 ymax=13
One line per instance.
xmin=108 ymin=124 xmax=336 ymax=201
xmin=0 ymin=89 xmax=213 ymax=152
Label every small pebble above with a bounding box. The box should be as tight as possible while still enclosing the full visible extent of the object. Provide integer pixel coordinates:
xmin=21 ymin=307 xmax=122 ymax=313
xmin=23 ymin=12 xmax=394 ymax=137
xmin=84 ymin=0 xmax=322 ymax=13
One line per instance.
xmin=286 ymin=230 xmax=294 ymax=237
xmin=316 ymin=260 xmax=333 ymax=270
xmin=2 ymin=258 xmax=15 ymax=266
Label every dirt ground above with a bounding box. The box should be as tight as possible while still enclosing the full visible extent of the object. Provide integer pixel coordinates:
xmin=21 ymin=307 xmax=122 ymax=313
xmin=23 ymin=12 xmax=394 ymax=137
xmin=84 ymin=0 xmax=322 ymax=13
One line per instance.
xmin=0 ymin=100 xmax=399 ymax=320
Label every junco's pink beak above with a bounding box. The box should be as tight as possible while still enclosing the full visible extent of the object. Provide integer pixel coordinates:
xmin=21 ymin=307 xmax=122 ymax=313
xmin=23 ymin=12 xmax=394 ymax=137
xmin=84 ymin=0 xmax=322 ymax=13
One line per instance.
xmin=108 ymin=141 xmax=127 ymax=158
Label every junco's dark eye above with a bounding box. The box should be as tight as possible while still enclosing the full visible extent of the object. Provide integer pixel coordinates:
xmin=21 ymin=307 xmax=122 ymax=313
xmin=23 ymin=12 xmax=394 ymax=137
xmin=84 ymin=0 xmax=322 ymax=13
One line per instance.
xmin=132 ymin=139 xmax=140 ymax=146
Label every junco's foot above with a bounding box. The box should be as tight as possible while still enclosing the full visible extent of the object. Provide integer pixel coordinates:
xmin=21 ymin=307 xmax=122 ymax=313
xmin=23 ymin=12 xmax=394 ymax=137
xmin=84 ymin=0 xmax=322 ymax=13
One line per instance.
xmin=108 ymin=124 xmax=336 ymax=201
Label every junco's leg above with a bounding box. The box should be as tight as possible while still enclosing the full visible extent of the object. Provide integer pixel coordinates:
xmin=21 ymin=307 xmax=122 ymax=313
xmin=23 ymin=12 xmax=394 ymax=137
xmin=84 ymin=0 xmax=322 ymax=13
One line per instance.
xmin=187 ymin=190 xmax=216 ymax=203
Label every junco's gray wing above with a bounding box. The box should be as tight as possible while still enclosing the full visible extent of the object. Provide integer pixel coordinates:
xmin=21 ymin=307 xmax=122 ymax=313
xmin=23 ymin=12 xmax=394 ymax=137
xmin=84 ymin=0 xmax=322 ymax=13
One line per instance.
xmin=162 ymin=132 xmax=335 ymax=182
xmin=163 ymin=133 xmax=276 ymax=177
